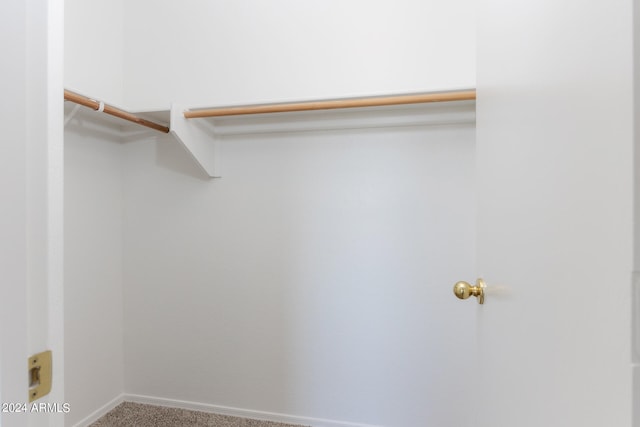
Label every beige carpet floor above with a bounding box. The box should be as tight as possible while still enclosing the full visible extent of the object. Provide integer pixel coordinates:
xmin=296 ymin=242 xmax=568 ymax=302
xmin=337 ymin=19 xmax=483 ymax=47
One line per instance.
xmin=89 ymin=402 xmax=308 ymax=427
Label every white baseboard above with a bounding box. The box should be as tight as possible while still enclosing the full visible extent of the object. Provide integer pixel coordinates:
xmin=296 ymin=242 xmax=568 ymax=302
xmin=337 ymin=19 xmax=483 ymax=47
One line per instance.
xmin=124 ymin=393 xmax=383 ymax=427
xmin=71 ymin=394 xmax=125 ymax=427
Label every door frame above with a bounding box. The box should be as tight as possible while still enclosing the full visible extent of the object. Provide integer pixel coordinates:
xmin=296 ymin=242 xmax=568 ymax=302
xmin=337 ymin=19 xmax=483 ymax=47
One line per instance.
xmin=1 ymin=0 xmax=64 ymax=426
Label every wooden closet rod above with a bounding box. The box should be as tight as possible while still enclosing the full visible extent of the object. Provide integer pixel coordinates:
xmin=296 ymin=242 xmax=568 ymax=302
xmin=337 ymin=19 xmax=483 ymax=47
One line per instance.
xmin=184 ymin=89 xmax=476 ymax=119
xmin=64 ymin=89 xmax=170 ymax=133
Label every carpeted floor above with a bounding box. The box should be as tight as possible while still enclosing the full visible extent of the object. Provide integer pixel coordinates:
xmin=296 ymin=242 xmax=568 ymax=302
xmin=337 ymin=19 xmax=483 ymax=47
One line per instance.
xmin=89 ymin=402 xmax=308 ymax=427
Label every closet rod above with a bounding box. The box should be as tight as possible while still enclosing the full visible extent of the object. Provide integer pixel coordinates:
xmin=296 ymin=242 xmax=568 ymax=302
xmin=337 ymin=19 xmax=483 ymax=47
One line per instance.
xmin=64 ymin=89 xmax=170 ymax=133
xmin=184 ymin=89 xmax=476 ymax=119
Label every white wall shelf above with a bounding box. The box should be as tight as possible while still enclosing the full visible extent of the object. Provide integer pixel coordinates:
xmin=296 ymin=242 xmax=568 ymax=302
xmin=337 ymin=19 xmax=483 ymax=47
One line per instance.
xmin=65 ymin=97 xmax=476 ymax=179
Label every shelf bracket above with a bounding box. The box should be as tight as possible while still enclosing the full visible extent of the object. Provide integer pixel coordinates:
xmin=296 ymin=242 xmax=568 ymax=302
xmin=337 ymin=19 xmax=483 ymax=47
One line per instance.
xmin=170 ymin=103 xmax=220 ymax=178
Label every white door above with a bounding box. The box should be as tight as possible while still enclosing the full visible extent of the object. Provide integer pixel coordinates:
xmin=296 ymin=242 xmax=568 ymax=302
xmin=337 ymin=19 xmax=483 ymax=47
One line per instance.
xmin=1 ymin=0 xmax=64 ymax=426
xmin=475 ymin=1 xmax=633 ymax=426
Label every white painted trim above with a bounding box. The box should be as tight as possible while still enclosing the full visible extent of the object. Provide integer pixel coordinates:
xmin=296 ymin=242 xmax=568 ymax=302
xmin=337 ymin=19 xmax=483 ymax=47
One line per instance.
xmin=0 ymin=0 xmax=29 ymax=423
xmin=124 ymin=394 xmax=384 ymax=427
xmin=46 ymin=3 xmax=65 ymax=424
xmin=71 ymin=394 xmax=125 ymax=427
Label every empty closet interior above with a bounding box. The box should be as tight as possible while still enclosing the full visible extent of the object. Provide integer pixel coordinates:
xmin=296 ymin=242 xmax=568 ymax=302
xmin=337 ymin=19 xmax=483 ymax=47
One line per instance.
xmin=64 ymin=1 xmax=478 ymax=426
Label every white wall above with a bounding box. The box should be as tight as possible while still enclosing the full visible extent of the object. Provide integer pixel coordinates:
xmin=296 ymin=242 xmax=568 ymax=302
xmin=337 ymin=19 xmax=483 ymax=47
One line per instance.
xmin=63 ymin=2 xmax=127 ymax=422
xmin=65 ymin=0 xmax=124 ymax=105
xmin=64 ymin=0 xmax=476 ymax=111
xmin=59 ymin=1 xmax=640 ymax=426
xmin=121 ymin=118 xmax=476 ymax=426
xmin=64 ymin=112 xmax=125 ymax=427
xmin=122 ymin=0 xmax=476 ymax=110
xmin=63 ymin=1 xmax=478 ymax=425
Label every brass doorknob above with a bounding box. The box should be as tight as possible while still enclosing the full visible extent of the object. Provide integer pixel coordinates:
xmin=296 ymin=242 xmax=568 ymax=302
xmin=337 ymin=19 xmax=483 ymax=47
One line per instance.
xmin=453 ymin=278 xmax=485 ymax=304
